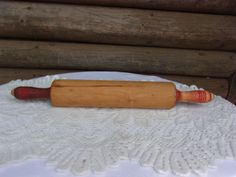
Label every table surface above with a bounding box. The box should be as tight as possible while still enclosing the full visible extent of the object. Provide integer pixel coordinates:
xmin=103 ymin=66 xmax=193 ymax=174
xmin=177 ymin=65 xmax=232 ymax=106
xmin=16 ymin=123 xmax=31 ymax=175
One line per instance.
xmin=0 ymin=71 xmax=235 ymax=177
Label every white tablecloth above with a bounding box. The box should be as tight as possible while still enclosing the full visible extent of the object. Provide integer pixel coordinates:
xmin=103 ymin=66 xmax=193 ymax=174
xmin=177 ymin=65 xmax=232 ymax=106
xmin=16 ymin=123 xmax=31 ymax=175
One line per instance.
xmin=0 ymin=71 xmax=235 ymax=177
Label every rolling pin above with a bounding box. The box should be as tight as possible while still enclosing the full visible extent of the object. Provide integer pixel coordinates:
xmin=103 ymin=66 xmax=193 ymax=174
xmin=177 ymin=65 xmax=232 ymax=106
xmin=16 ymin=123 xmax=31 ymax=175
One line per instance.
xmin=11 ymin=80 xmax=214 ymax=109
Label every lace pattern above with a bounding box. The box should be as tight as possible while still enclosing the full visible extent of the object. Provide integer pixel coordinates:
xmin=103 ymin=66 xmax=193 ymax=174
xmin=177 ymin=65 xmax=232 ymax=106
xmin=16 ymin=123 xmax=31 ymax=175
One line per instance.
xmin=0 ymin=73 xmax=235 ymax=176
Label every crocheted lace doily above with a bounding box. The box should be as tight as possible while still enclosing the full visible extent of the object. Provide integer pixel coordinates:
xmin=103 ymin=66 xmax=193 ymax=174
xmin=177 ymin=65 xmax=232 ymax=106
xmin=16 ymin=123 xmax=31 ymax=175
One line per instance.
xmin=0 ymin=73 xmax=235 ymax=176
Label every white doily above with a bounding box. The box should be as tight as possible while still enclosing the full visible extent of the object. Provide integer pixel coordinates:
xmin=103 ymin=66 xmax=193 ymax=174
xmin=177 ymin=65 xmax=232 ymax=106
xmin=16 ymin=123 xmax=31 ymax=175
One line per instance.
xmin=0 ymin=72 xmax=236 ymax=176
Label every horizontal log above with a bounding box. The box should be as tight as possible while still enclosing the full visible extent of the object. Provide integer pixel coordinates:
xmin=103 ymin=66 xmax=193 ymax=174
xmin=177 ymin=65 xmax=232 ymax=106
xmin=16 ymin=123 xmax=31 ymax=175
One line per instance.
xmin=0 ymin=40 xmax=236 ymax=77
xmin=0 ymin=68 xmax=229 ymax=98
xmin=14 ymin=0 xmax=236 ymax=15
xmin=228 ymin=71 xmax=236 ymax=104
xmin=0 ymin=1 xmax=236 ymax=51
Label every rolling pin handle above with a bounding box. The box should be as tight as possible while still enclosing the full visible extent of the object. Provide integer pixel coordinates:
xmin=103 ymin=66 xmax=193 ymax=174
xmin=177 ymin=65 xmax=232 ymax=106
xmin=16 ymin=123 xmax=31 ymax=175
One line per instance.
xmin=176 ymin=90 xmax=214 ymax=103
xmin=11 ymin=87 xmax=51 ymax=100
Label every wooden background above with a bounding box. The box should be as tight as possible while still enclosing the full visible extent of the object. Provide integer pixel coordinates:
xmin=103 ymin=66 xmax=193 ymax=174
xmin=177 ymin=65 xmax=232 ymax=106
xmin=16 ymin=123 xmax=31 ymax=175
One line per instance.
xmin=0 ymin=0 xmax=235 ymax=103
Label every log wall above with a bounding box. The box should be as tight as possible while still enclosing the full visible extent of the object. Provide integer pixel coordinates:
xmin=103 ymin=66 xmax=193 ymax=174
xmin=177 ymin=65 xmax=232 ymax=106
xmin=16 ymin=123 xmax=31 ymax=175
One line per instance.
xmin=0 ymin=0 xmax=235 ymax=104
xmin=7 ymin=0 xmax=236 ymax=15
xmin=0 ymin=1 xmax=236 ymax=51
xmin=0 ymin=40 xmax=235 ymax=78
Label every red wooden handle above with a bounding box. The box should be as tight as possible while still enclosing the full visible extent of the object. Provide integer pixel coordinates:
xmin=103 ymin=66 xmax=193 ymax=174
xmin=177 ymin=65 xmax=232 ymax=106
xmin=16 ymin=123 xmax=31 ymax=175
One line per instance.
xmin=176 ymin=90 xmax=214 ymax=103
xmin=11 ymin=87 xmax=51 ymax=100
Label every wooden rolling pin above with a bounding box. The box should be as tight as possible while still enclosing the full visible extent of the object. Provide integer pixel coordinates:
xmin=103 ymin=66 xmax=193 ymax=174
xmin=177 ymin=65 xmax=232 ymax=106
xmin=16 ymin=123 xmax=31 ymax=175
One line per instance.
xmin=11 ymin=80 xmax=214 ymax=109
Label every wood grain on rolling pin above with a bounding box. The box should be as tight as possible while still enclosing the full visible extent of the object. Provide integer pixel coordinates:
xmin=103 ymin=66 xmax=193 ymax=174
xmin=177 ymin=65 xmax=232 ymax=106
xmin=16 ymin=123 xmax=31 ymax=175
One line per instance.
xmin=0 ymin=1 xmax=236 ymax=50
xmin=51 ymin=80 xmax=177 ymax=109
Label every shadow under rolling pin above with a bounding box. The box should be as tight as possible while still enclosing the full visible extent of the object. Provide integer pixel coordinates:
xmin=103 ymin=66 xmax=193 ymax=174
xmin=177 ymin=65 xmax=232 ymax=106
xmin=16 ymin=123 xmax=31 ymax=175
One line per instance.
xmin=11 ymin=80 xmax=214 ymax=109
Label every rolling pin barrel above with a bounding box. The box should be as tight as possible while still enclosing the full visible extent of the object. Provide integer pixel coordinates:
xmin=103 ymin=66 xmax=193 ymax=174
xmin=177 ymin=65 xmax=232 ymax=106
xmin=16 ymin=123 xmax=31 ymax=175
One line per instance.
xmin=11 ymin=80 xmax=214 ymax=109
